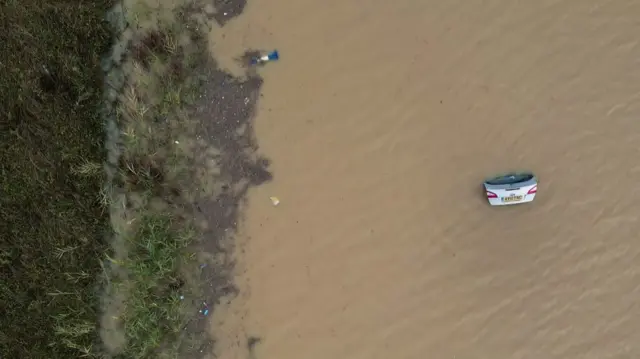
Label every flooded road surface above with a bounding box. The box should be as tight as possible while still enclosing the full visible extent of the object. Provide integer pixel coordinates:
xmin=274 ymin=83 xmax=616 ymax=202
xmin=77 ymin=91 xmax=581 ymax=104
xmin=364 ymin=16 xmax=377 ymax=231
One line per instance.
xmin=207 ymin=1 xmax=640 ymax=358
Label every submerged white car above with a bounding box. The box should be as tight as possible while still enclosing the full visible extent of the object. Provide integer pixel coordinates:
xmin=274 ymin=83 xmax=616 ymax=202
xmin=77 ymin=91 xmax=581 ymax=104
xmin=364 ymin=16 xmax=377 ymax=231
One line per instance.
xmin=483 ymin=172 xmax=538 ymax=206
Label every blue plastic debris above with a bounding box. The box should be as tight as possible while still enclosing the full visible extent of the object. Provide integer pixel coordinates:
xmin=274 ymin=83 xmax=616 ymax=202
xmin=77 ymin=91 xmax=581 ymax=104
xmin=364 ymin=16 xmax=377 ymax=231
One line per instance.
xmin=250 ymin=50 xmax=279 ymax=65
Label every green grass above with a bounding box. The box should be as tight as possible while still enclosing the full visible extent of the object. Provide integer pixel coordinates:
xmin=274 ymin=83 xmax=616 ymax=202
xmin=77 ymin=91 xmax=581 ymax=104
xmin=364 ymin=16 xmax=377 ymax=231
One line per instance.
xmin=112 ymin=214 xmax=194 ymax=358
xmin=0 ymin=0 xmax=115 ymax=358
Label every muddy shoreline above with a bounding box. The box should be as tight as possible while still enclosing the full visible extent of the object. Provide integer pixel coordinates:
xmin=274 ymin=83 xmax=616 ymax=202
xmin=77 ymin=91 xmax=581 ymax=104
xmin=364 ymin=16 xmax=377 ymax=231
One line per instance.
xmin=178 ymin=1 xmax=271 ymax=357
xmin=183 ymin=56 xmax=271 ymax=357
xmin=100 ymin=0 xmax=271 ymax=356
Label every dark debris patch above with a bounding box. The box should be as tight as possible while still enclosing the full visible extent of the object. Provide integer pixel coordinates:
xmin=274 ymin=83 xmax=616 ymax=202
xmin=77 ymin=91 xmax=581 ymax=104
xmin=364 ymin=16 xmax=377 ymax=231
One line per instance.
xmin=195 ymin=68 xmax=271 ymax=186
xmin=193 ymin=60 xmax=271 ymax=284
xmin=178 ymin=46 xmax=271 ymax=359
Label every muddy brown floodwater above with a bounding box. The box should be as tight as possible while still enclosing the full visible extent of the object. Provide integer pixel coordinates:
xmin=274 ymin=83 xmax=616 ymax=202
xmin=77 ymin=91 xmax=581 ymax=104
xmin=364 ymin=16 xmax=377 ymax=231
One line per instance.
xmin=206 ymin=1 xmax=640 ymax=358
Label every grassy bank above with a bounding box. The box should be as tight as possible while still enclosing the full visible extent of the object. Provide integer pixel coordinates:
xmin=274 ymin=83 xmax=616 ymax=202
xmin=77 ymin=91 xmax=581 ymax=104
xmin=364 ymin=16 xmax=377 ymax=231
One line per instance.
xmin=0 ymin=1 xmax=201 ymax=357
xmin=1 ymin=0 xmax=265 ymax=357
xmin=0 ymin=1 xmax=114 ymax=358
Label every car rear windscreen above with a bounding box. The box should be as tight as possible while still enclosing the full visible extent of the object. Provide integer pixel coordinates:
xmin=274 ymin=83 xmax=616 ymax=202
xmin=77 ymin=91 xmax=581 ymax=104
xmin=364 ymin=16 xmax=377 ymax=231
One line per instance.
xmin=486 ymin=173 xmax=533 ymax=186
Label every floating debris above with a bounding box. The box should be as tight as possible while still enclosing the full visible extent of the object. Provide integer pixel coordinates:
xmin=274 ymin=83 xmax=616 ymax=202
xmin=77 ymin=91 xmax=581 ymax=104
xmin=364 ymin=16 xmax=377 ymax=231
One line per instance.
xmin=250 ymin=50 xmax=279 ymax=66
xmin=269 ymin=196 xmax=280 ymax=206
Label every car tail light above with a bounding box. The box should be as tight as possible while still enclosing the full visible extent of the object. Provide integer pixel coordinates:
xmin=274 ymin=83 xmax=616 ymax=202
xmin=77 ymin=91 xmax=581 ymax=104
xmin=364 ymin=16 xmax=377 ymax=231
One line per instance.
xmin=527 ymin=186 xmax=537 ymax=195
xmin=486 ymin=191 xmax=498 ymax=198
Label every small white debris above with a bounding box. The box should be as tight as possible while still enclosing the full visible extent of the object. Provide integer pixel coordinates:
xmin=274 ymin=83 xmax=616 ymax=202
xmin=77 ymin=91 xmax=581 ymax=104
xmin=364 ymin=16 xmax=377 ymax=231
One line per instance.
xmin=174 ymin=140 xmax=179 ymax=144
xmin=269 ymin=196 xmax=280 ymax=206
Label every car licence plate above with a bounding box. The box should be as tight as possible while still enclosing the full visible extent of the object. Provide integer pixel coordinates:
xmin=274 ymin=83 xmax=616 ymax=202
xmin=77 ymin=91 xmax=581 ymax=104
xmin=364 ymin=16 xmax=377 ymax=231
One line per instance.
xmin=502 ymin=195 xmax=523 ymax=203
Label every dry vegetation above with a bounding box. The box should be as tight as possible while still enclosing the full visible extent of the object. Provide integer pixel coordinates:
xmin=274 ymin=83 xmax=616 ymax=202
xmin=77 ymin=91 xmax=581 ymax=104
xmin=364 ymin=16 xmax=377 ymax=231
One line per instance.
xmin=1 ymin=0 xmax=262 ymax=357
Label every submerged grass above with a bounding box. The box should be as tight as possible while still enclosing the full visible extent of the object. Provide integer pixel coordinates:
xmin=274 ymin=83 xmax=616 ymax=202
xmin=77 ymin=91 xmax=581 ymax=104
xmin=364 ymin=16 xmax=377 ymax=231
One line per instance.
xmin=0 ymin=0 xmax=114 ymax=358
